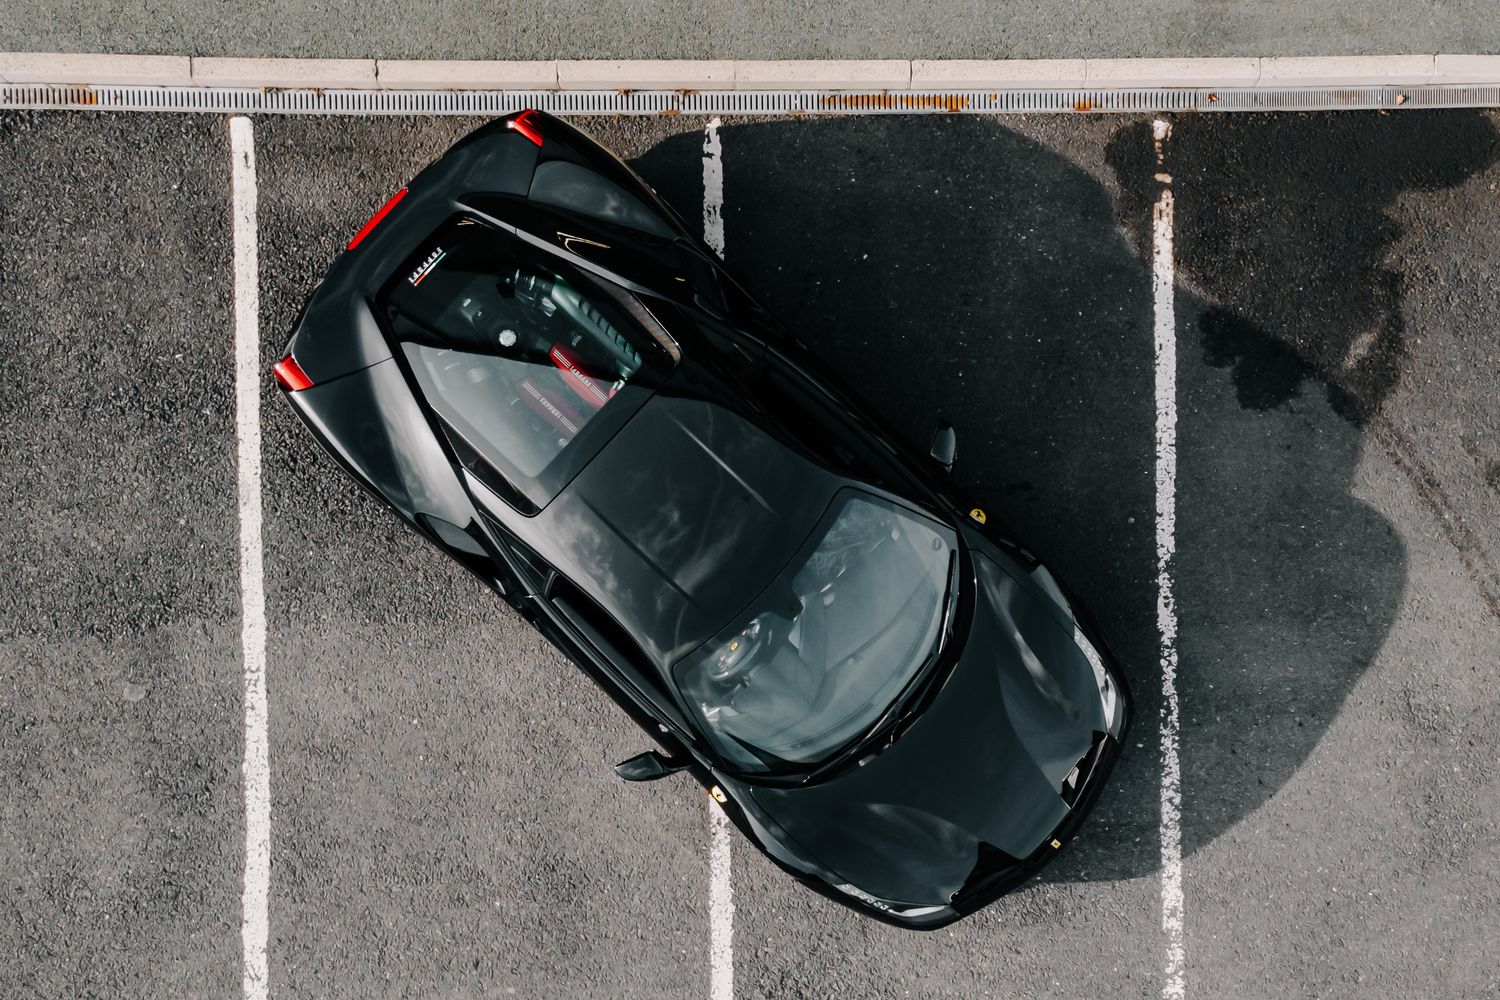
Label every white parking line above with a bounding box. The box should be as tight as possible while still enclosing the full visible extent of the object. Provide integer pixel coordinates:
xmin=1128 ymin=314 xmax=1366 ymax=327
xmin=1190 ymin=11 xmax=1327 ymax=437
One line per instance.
xmin=229 ymin=114 xmax=271 ymax=1000
xmin=702 ymin=116 xmax=726 ymax=257
xmin=1151 ymin=117 xmax=1186 ymax=1000
xmin=708 ymin=805 xmax=734 ymax=1000
xmin=701 ymin=115 xmax=734 ymax=1000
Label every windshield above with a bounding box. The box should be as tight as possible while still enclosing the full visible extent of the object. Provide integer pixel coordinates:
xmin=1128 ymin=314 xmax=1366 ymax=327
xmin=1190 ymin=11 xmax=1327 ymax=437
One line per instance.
xmin=673 ymin=491 xmax=955 ymax=774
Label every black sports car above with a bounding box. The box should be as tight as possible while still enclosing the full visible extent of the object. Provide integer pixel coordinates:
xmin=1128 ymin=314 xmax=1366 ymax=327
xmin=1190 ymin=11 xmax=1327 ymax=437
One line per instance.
xmin=274 ymin=110 xmax=1129 ymax=929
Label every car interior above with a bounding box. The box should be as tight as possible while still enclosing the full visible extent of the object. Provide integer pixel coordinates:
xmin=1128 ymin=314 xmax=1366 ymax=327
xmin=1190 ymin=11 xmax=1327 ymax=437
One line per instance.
xmin=388 ymin=219 xmax=647 ymax=481
xmin=676 ymin=494 xmax=953 ymax=771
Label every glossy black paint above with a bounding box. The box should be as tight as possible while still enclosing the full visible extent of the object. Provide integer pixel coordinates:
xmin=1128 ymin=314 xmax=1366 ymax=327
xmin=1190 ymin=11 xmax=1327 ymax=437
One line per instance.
xmin=929 ymin=420 xmax=958 ymax=473
xmin=614 ymin=750 xmax=691 ymax=782
xmin=490 ymin=394 xmax=842 ymax=668
xmin=277 ymin=111 xmax=1131 ymax=929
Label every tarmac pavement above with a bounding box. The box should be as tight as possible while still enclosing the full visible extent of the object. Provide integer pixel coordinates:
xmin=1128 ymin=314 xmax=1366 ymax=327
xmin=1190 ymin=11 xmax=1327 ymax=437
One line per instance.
xmin=0 ymin=107 xmax=1496 ymax=999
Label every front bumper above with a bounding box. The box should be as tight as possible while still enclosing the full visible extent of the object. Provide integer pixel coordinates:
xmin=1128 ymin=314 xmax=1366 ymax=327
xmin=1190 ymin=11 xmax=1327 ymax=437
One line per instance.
xmin=844 ymin=724 xmax=1127 ymax=930
xmin=826 ymin=610 xmax=1132 ymax=929
xmin=714 ymin=563 xmax=1134 ymax=931
xmin=738 ymin=715 xmax=1128 ymax=931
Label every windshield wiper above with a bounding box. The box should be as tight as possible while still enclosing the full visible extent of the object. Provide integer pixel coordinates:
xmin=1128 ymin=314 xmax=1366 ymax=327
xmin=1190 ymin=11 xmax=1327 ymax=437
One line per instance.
xmin=800 ymin=705 xmax=904 ymax=785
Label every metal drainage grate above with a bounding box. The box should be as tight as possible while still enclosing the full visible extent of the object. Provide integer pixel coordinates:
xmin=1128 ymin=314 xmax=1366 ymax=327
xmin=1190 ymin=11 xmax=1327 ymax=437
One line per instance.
xmin=2 ymin=84 xmax=1499 ymax=115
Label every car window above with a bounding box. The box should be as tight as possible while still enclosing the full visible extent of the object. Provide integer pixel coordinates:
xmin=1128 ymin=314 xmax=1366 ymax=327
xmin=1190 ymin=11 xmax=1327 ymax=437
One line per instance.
xmin=381 ymin=216 xmax=676 ymax=512
xmin=673 ymin=490 xmax=955 ymax=774
xmin=529 ymin=160 xmax=677 ymax=238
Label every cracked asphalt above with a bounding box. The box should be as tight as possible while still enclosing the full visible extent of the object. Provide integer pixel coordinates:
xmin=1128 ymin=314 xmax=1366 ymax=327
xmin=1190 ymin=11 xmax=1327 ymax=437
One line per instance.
xmin=0 ymin=108 xmax=1497 ymax=999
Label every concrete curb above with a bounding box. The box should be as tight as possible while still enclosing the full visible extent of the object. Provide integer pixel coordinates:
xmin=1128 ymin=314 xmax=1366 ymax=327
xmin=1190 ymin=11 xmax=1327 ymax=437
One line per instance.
xmin=1259 ymin=54 xmax=1436 ymax=86
xmin=1 ymin=52 xmax=1498 ymax=91
xmin=193 ymin=57 xmax=376 ymax=89
xmin=912 ymin=59 xmax=1087 ymax=89
xmin=0 ymin=52 xmax=191 ymax=85
xmin=732 ymin=60 xmax=911 ymax=91
xmin=1086 ymin=57 xmax=1260 ymax=88
xmin=376 ymin=59 xmax=557 ymax=90
xmin=556 ymin=60 xmax=732 ymax=90
xmin=1433 ymin=54 xmax=1500 ymax=83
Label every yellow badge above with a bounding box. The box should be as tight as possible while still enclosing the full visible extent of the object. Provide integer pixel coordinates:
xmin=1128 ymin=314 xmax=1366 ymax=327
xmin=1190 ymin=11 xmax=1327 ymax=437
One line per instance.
xmin=970 ymin=508 xmax=987 ymax=524
xmin=710 ymin=786 xmax=728 ymax=805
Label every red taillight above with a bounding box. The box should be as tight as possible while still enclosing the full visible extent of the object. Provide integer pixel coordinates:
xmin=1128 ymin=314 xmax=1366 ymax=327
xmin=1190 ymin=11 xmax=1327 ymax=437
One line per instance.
xmin=346 ymin=186 xmax=408 ymax=250
xmin=273 ymin=355 xmax=314 ymax=392
xmin=506 ymin=109 xmax=543 ymax=147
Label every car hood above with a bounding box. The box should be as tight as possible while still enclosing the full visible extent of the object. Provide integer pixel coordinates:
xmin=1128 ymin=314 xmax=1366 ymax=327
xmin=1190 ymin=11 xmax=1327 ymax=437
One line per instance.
xmin=747 ymin=549 xmax=1108 ymax=906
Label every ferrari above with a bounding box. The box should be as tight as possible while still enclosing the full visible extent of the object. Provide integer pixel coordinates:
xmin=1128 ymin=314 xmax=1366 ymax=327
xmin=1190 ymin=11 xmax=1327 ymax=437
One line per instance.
xmin=273 ymin=110 xmax=1129 ymax=928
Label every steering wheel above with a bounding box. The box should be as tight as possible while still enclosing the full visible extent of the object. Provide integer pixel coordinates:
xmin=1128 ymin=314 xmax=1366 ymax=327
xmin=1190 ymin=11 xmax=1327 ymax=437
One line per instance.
xmin=705 ymin=618 xmax=772 ymax=685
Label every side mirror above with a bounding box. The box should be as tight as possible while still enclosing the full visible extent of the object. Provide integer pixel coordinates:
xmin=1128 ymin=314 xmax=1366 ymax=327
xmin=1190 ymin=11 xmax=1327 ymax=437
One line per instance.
xmin=929 ymin=420 xmax=957 ymax=474
xmin=614 ymin=750 xmax=690 ymax=782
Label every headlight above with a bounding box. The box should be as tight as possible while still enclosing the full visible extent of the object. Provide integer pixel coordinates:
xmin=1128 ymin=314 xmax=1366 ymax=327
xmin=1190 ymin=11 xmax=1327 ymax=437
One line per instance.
xmin=1033 ymin=566 xmax=1119 ymax=726
xmin=832 ymin=882 xmax=947 ymax=920
xmin=1072 ymin=626 xmax=1119 ymax=724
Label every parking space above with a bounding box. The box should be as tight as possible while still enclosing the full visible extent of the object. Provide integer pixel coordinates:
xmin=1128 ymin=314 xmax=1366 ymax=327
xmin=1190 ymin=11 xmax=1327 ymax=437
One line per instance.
xmin=651 ymin=114 xmax=1167 ymax=998
xmin=0 ymin=113 xmax=242 ymax=997
xmin=252 ymin=115 xmax=713 ymax=998
xmin=0 ymin=107 xmax=1496 ymax=1000
xmin=1137 ymin=111 xmax=1500 ymax=998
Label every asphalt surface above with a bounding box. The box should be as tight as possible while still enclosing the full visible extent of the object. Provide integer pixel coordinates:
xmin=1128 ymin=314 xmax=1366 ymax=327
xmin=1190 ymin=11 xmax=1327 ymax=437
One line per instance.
xmin=0 ymin=108 xmax=1497 ymax=999
xmin=2 ymin=2 xmax=1500 ymax=62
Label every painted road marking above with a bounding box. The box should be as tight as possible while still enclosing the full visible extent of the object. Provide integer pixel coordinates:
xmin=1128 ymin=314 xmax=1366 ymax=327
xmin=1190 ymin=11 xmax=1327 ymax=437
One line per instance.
xmin=230 ymin=114 xmax=271 ymax=1000
xmin=702 ymin=115 xmax=734 ymax=1000
xmin=709 ymin=803 xmax=734 ymax=1000
xmin=1151 ymin=116 xmax=1186 ymax=1000
xmin=702 ymin=116 xmax=726 ymax=257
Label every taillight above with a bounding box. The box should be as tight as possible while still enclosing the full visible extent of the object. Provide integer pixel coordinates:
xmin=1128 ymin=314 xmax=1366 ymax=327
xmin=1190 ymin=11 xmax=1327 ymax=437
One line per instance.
xmin=273 ymin=354 xmax=314 ymax=392
xmin=346 ymin=187 xmax=408 ymax=250
xmin=506 ymin=109 xmax=544 ymax=147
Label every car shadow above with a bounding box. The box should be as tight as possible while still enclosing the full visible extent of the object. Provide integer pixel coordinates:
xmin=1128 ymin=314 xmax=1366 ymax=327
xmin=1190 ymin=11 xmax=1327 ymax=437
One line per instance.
xmin=631 ymin=111 xmax=1498 ymax=885
xmin=1105 ymin=110 xmax=1497 ymax=863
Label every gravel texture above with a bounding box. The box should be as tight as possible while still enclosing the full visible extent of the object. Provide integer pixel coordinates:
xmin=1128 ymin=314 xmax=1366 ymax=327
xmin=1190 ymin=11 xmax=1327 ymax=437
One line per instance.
xmin=1 ymin=0 xmax=1499 ymax=61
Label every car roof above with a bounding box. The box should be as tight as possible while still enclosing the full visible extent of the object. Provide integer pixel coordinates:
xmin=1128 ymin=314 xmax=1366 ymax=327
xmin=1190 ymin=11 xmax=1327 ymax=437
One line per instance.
xmin=488 ymin=391 xmax=843 ymax=671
